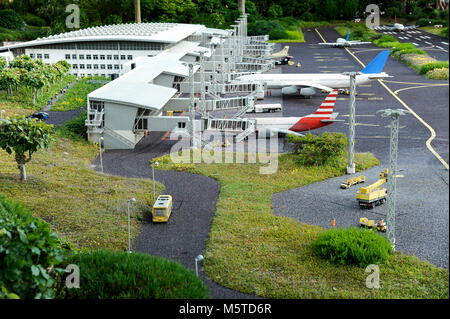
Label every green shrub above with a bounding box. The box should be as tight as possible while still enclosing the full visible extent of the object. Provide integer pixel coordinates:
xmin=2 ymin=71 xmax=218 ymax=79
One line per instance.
xmin=287 ymin=132 xmax=348 ymax=167
xmin=426 ymin=67 xmax=449 ymax=80
xmin=396 ymin=48 xmax=427 ymax=56
xmin=417 ymin=17 xmax=432 ymax=27
xmin=248 ymin=19 xmax=285 ymax=36
xmin=374 ymin=34 xmax=397 ymax=44
xmin=22 ymin=13 xmax=46 ymax=27
xmin=0 ymin=9 xmax=25 ymax=29
xmin=269 ymin=29 xmax=289 ymax=40
xmin=60 ymin=250 xmax=209 ymax=299
xmin=375 ymin=41 xmax=400 ymax=48
xmin=419 ymin=61 xmax=449 ymax=74
xmin=391 ymin=42 xmax=416 ymax=55
xmin=313 ymin=227 xmax=393 ymax=267
xmin=441 ymin=27 xmax=449 ymax=38
xmin=0 ymin=195 xmax=71 ymax=298
xmin=59 ymin=112 xmax=88 ymax=140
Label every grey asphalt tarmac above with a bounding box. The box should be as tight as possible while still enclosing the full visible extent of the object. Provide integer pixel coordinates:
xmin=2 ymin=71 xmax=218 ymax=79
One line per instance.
xmin=271 ymin=27 xmax=449 ymax=268
xmin=93 ymin=133 xmax=259 ymax=299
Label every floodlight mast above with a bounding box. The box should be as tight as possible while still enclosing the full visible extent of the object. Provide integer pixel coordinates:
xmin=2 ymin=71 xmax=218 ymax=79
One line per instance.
xmin=377 ymin=108 xmax=410 ymax=250
xmin=343 ymin=72 xmax=361 ymax=174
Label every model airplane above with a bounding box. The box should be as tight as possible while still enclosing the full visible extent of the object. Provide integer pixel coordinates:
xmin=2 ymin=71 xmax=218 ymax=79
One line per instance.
xmin=253 ymin=89 xmax=341 ymax=137
xmin=235 ymin=50 xmax=391 ymax=98
xmin=318 ymin=28 xmax=372 ymax=47
xmin=265 ymin=45 xmax=290 ymax=59
xmin=372 ymin=16 xmax=417 ymax=32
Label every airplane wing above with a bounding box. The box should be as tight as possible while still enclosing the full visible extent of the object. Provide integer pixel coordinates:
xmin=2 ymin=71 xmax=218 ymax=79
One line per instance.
xmin=348 ymin=41 xmax=372 ymax=45
xmin=403 ymin=25 xmax=417 ymax=30
xmin=279 ymin=81 xmax=334 ymax=92
xmin=318 ymin=42 xmax=339 ymax=46
xmin=270 ymin=128 xmax=304 ymax=137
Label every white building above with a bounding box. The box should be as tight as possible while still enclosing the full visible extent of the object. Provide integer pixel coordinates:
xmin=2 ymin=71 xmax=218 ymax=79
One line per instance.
xmin=0 ymin=19 xmax=274 ymax=149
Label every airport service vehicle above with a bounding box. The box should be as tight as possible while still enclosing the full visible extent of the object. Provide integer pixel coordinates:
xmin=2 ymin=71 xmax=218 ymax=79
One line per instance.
xmin=253 ymin=89 xmax=341 ymax=137
xmin=246 ymin=103 xmax=282 ymax=113
xmin=356 ymin=169 xmax=389 ymax=209
xmin=372 ymin=16 xmax=417 ymax=32
xmin=235 ymin=50 xmax=391 ymax=98
xmin=27 ymin=112 xmax=49 ymax=120
xmin=152 ymin=195 xmax=173 ymax=223
xmin=318 ymin=28 xmax=371 ymax=48
xmin=275 ymin=55 xmax=293 ymax=65
xmin=340 ymin=176 xmax=366 ymax=189
xmin=360 ymin=217 xmax=386 ymax=232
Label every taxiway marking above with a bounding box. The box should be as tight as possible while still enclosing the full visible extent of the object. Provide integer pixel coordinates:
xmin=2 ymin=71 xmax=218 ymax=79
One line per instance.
xmin=314 ymin=28 xmax=449 ymax=170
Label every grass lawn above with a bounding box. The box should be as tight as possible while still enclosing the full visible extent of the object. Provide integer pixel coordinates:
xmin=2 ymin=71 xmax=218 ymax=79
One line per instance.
xmin=420 ymin=26 xmax=448 ymax=37
xmin=0 ymin=108 xmax=164 ymax=250
xmin=51 ymin=77 xmax=107 ymax=111
xmin=151 ymin=150 xmax=449 ymax=298
xmin=0 ymin=74 xmax=76 ymax=111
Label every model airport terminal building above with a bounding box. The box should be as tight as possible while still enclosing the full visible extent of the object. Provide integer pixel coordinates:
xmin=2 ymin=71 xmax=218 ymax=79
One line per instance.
xmin=0 ymin=16 xmax=275 ymax=149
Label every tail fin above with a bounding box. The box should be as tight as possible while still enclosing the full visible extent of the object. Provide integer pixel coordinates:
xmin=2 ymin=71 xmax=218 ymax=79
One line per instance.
xmin=361 ymin=50 xmax=390 ymax=74
xmin=346 ymin=28 xmax=350 ymax=41
xmin=312 ymin=89 xmax=339 ymax=116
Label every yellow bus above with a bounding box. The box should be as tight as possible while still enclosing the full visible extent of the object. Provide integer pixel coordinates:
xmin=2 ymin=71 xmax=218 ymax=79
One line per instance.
xmin=152 ymin=195 xmax=173 ymax=222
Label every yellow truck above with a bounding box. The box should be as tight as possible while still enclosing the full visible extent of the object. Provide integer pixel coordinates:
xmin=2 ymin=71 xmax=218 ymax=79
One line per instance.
xmin=356 ymin=169 xmax=388 ymax=209
xmin=340 ymin=175 xmax=366 ymax=189
xmin=359 ymin=217 xmax=387 ymax=232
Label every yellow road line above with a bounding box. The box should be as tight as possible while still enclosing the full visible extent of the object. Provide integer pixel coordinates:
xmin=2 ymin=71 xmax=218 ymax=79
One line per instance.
xmin=313 ymin=28 xmax=448 ymax=170
xmin=394 ymin=84 xmax=449 ymax=95
xmin=342 ymin=45 xmax=449 ymax=170
xmin=383 ymin=79 xmax=449 ymax=86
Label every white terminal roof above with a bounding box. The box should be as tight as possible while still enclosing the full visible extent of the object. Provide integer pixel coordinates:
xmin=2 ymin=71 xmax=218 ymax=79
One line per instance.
xmin=88 ymin=41 xmax=211 ymax=111
xmin=0 ymin=22 xmax=206 ymax=51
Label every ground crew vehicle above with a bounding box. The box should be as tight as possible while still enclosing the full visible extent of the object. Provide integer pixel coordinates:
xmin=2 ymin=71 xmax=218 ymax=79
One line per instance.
xmin=359 ymin=217 xmax=387 ymax=232
xmin=246 ymin=103 xmax=282 ymax=113
xmin=275 ymin=55 xmax=293 ymax=65
xmin=356 ymin=169 xmax=389 ymax=208
xmin=152 ymin=195 xmax=173 ymax=222
xmin=340 ymin=175 xmax=365 ymax=189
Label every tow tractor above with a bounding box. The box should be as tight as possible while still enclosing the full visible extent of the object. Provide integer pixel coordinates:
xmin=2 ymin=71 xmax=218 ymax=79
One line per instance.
xmin=275 ymin=55 xmax=293 ymax=65
xmin=340 ymin=175 xmax=365 ymax=189
xmin=360 ymin=217 xmax=386 ymax=232
xmin=356 ymin=169 xmax=389 ymax=209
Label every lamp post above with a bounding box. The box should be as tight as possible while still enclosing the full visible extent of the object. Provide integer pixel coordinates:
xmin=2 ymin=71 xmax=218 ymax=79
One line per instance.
xmin=195 ymin=254 xmax=204 ymax=277
xmin=127 ymin=198 xmax=136 ymax=253
xmin=0 ymin=109 xmax=5 ymax=120
xmin=99 ymin=136 xmax=104 ymax=173
xmin=376 ymin=108 xmax=410 ymax=250
xmin=151 ymin=161 xmax=159 ymax=201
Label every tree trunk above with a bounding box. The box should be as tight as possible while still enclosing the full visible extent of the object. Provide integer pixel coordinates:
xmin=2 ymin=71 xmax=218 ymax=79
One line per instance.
xmin=32 ymin=88 xmax=36 ymax=104
xmin=19 ymin=163 xmax=27 ymax=181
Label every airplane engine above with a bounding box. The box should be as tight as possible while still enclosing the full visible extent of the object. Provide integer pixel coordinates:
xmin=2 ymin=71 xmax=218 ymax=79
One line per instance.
xmin=281 ymin=86 xmax=299 ymax=95
xmin=299 ymin=87 xmax=317 ymax=97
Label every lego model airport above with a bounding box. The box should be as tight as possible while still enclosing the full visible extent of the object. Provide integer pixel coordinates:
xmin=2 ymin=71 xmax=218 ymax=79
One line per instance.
xmin=0 ymin=0 xmax=448 ymax=300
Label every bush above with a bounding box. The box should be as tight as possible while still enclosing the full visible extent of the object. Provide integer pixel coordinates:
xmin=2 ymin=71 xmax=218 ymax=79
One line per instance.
xmin=59 ymin=112 xmax=88 ymax=140
xmin=0 ymin=9 xmax=25 ymax=29
xmin=59 ymin=250 xmax=209 ymax=299
xmin=441 ymin=27 xmax=449 ymax=38
xmin=313 ymin=227 xmax=393 ymax=267
xmin=426 ymin=67 xmax=449 ymax=80
xmin=22 ymin=13 xmax=46 ymax=27
xmin=374 ymin=34 xmax=397 ymax=44
xmin=248 ymin=19 xmax=285 ymax=36
xmin=287 ymin=132 xmax=348 ymax=167
xmin=419 ymin=61 xmax=449 ymax=74
xmin=269 ymin=29 xmax=289 ymax=40
xmin=375 ymin=41 xmax=400 ymax=48
xmin=396 ymin=48 xmax=426 ymax=56
xmin=391 ymin=42 xmax=416 ymax=55
xmin=0 ymin=195 xmax=71 ymax=298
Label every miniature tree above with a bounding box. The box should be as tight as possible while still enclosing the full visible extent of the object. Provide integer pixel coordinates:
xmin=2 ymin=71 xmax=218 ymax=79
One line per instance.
xmin=0 ymin=117 xmax=54 ymax=181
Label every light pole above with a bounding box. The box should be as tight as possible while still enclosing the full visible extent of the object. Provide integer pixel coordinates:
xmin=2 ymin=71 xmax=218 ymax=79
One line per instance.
xmin=151 ymin=161 xmax=159 ymax=201
xmin=99 ymin=136 xmax=104 ymax=173
xmin=195 ymin=254 xmax=204 ymax=277
xmin=127 ymin=197 xmax=136 ymax=253
xmin=376 ymin=108 xmax=410 ymax=250
xmin=0 ymin=109 xmax=5 ymax=121
xmin=343 ymin=72 xmax=361 ymax=174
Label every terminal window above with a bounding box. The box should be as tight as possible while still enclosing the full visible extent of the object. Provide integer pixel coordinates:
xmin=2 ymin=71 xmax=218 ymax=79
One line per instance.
xmin=107 ymin=65 xmax=112 ymax=69
xmin=93 ymin=64 xmax=98 ymax=69
xmin=44 ymin=54 xmax=49 ymax=59
xmin=107 ymin=55 xmax=112 ymax=60
xmin=87 ymin=64 xmax=92 ymax=69
xmin=100 ymin=64 xmax=106 ymax=69
xmin=79 ymin=54 xmax=84 ymax=59
xmin=86 ymin=55 xmax=91 ymax=60
xmin=30 ymin=53 xmax=34 ymax=58
xmin=37 ymin=54 xmax=42 ymax=59
xmin=114 ymin=64 xmax=119 ymax=69
xmin=127 ymin=55 xmax=132 ymax=60
xmin=93 ymin=55 xmax=98 ymax=60
xmin=114 ymin=55 xmax=119 ymax=60
xmin=80 ymin=64 xmax=85 ymax=69
xmin=100 ymin=55 xmax=105 ymax=60
xmin=121 ymin=55 xmax=126 ymax=60
xmin=72 ymin=64 xmax=78 ymax=69
xmin=72 ymin=54 xmax=76 ymax=59
xmin=65 ymin=54 xmax=70 ymax=59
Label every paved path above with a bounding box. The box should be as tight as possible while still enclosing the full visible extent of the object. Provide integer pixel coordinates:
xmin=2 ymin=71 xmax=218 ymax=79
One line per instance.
xmin=93 ymin=133 xmax=259 ymax=299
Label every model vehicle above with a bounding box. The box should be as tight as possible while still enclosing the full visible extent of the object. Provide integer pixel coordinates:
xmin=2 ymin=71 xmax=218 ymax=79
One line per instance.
xmin=246 ymin=103 xmax=282 ymax=113
xmin=359 ymin=217 xmax=386 ymax=232
xmin=152 ymin=195 xmax=173 ymax=222
xmin=340 ymin=175 xmax=365 ymax=189
xmin=27 ymin=112 xmax=49 ymax=120
xmin=275 ymin=56 xmax=293 ymax=65
xmin=356 ymin=169 xmax=388 ymax=208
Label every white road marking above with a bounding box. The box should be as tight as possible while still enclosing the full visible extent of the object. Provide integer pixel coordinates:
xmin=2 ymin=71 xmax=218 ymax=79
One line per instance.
xmin=442 ymin=42 xmax=449 ymax=45
xmin=424 ymin=41 xmax=432 ymax=45
xmin=412 ymin=42 xmax=419 ymax=46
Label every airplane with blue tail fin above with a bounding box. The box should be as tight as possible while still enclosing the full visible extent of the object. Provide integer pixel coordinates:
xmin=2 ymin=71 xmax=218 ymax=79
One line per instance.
xmin=235 ymin=50 xmax=391 ymax=97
